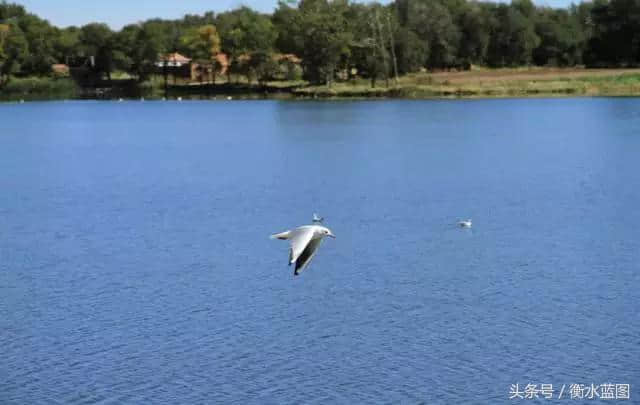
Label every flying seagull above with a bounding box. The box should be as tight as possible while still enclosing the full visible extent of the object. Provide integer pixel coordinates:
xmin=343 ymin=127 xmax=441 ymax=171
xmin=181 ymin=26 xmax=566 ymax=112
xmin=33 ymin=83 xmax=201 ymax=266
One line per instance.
xmin=312 ymin=213 xmax=324 ymax=223
xmin=271 ymin=224 xmax=335 ymax=276
xmin=458 ymin=219 xmax=472 ymax=228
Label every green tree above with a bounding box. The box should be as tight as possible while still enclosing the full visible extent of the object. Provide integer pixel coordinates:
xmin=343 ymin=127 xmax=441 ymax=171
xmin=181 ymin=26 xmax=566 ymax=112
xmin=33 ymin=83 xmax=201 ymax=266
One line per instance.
xmin=486 ymin=3 xmax=539 ymax=67
xmin=272 ymin=1 xmax=304 ymax=55
xmin=585 ymin=0 xmax=640 ymax=67
xmin=533 ymin=8 xmax=582 ymax=66
xmin=0 ymin=2 xmax=26 ymax=20
xmin=217 ymin=7 xmax=277 ymax=82
xmin=17 ymin=13 xmax=56 ymax=74
xmin=294 ymin=0 xmax=353 ymax=85
xmin=0 ymin=21 xmax=27 ymax=81
xmin=424 ymin=1 xmax=460 ymax=68
xmin=394 ymin=27 xmax=427 ymax=74
xmin=0 ymin=23 xmax=8 ymax=61
xmin=112 ymin=24 xmax=138 ymax=73
xmin=79 ymin=23 xmax=115 ymax=80
xmin=457 ymin=3 xmax=491 ymax=67
xmin=248 ymin=50 xmax=279 ymax=84
xmin=118 ymin=24 xmax=165 ymax=82
xmin=181 ymin=24 xmax=221 ymax=83
xmin=52 ymin=26 xmax=80 ymax=64
xmin=0 ymin=23 xmax=10 ymax=83
xmin=350 ymin=4 xmax=394 ymax=86
xmin=182 ymin=24 xmax=220 ymax=61
xmin=395 ymin=0 xmax=461 ymax=70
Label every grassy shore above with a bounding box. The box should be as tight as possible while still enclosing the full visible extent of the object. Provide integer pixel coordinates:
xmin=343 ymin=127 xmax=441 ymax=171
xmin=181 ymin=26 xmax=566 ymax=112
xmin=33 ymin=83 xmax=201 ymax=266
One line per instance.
xmin=3 ymin=68 xmax=640 ymax=101
xmin=292 ymin=67 xmax=640 ymax=98
xmin=0 ymin=76 xmax=78 ymax=101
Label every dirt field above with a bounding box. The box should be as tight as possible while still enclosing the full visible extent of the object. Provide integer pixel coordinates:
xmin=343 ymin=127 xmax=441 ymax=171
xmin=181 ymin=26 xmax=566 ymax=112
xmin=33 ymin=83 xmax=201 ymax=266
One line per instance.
xmin=407 ymin=67 xmax=640 ymax=85
xmin=292 ymin=67 xmax=640 ymax=98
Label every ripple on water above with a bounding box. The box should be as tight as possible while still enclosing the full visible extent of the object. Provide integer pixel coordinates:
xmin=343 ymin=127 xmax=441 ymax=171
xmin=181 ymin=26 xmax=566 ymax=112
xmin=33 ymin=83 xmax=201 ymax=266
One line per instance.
xmin=1 ymin=99 xmax=639 ymax=403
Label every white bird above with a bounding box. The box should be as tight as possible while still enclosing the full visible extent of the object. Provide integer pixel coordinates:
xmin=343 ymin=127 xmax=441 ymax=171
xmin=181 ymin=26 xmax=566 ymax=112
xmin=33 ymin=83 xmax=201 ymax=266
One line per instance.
xmin=227 ymin=96 xmax=233 ymax=100
xmin=177 ymin=97 xmax=182 ymax=101
xmin=271 ymin=224 xmax=335 ymax=276
xmin=312 ymin=213 xmax=324 ymax=223
xmin=458 ymin=219 xmax=472 ymax=228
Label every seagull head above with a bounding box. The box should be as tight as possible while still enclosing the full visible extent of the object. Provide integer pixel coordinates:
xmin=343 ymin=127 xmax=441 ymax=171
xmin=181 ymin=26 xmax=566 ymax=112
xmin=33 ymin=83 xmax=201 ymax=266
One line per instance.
xmin=317 ymin=226 xmax=335 ymax=238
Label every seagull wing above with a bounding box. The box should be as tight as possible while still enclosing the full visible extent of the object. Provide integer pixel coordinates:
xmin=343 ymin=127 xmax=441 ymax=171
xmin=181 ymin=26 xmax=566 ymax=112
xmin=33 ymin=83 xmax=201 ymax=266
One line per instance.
xmin=294 ymin=237 xmax=323 ymax=275
xmin=288 ymin=227 xmax=315 ymax=266
xmin=270 ymin=230 xmax=291 ymax=240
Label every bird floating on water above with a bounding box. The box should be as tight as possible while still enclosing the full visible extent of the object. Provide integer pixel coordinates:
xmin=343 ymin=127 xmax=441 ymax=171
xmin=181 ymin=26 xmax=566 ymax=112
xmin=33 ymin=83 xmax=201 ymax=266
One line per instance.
xmin=271 ymin=222 xmax=335 ymax=276
xmin=177 ymin=97 xmax=182 ymax=101
xmin=312 ymin=213 xmax=324 ymax=223
xmin=458 ymin=219 xmax=472 ymax=228
xmin=227 ymin=96 xmax=233 ymax=100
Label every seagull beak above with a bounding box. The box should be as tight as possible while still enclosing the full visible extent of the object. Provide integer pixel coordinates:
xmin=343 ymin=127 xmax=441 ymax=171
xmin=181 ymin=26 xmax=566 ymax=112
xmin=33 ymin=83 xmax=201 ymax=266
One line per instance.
xmin=328 ymin=232 xmax=336 ymax=239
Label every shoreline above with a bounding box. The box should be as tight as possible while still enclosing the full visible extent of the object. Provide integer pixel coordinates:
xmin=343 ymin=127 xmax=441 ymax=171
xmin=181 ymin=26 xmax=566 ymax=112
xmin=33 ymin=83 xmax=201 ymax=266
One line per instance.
xmin=3 ymin=68 xmax=640 ymax=102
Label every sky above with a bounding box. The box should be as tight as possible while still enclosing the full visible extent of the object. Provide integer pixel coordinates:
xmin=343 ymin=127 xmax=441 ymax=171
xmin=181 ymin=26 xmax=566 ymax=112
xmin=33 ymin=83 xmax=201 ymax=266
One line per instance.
xmin=16 ymin=0 xmax=576 ymax=29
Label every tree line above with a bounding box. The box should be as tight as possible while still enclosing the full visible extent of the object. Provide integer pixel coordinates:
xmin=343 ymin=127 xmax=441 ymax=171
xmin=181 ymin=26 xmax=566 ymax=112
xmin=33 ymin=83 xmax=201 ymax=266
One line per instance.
xmin=1 ymin=0 xmax=640 ymax=86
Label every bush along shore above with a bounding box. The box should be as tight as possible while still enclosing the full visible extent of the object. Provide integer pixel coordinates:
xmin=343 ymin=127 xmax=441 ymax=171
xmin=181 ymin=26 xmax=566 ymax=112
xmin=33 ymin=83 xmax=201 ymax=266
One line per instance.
xmin=0 ymin=77 xmax=78 ymax=101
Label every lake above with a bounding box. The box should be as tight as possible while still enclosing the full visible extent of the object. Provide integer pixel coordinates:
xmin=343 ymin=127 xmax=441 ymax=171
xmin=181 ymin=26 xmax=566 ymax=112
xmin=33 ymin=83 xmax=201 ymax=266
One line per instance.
xmin=1 ymin=98 xmax=639 ymax=403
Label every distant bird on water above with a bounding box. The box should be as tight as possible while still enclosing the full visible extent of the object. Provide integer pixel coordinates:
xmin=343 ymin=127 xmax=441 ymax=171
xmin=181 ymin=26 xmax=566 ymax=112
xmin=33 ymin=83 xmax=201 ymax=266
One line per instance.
xmin=458 ymin=219 xmax=472 ymax=228
xmin=312 ymin=213 xmax=324 ymax=223
xmin=271 ymin=222 xmax=335 ymax=276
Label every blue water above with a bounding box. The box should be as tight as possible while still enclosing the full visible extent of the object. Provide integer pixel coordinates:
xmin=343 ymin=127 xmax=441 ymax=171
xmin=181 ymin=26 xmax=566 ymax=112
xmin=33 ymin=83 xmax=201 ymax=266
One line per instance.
xmin=1 ymin=99 xmax=639 ymax=403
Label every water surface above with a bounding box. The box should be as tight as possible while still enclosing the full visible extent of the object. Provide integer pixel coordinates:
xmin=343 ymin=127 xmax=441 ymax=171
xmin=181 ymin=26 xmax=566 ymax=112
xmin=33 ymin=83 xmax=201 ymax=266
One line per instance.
xmin=1 ymin=99 xmax=639 ymax=403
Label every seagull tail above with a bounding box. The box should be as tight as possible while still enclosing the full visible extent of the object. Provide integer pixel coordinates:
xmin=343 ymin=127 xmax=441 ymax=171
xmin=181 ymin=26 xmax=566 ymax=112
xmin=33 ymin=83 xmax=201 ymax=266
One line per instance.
xmin=270 ymin=231 xmax=291 ymax=240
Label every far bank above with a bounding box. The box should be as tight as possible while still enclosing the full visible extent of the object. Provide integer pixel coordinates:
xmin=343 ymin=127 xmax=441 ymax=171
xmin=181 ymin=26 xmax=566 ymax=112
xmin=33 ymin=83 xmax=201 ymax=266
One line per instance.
xmin=3 ymin=68 xmax=640 ymax=101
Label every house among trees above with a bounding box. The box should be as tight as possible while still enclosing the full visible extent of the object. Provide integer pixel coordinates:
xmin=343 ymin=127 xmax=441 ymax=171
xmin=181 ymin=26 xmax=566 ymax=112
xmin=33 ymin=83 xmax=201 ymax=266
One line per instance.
xmin=51 ymin=64 xmax=70 ymax=77
xmin=155 ymin=52 xmax=230 ymax=83
xmin=276 ymin=54 xmax=302 ymax=65
xmin=155 ymin=52 xmax=192 ymax=81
